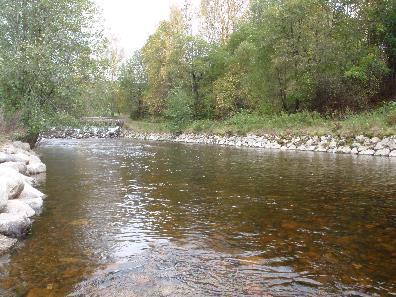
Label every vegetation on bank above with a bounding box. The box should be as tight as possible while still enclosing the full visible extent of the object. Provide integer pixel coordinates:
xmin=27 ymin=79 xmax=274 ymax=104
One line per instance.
xmin=0 ymin=0 xmax=395 ymax=139
xmin=125 ymin=101 xmax=396 ymax=138
xmin=117 ymin=0 xmax=396 ymax=131
xmin=0 ymin=0 xmax=119 ymax=139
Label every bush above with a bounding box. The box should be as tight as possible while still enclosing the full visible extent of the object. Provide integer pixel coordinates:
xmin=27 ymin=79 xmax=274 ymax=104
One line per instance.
xmin=165 ymin=88 xmax=194 ymax=133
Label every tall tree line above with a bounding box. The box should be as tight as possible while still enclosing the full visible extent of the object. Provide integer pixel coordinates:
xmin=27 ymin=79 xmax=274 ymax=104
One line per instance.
xmin=117 ymin=0 xmax=395 ymax=125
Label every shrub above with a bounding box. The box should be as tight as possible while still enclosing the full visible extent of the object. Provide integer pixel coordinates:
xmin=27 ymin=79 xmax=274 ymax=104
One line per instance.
xmin=165 ymin=88 xmax=194 ymax=133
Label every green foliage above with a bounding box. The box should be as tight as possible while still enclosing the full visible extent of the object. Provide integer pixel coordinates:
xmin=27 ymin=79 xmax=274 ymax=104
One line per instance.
xmin=118 ymin=51 xmax=147 ymax=119
xmin=165 ymin=88 xmax=194 ymax=132
xmin=0 ymin=0 xmax=108 ymax=136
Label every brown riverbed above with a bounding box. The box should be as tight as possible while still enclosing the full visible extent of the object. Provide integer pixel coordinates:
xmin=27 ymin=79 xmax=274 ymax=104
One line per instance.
xmin=0 ymin=138 xmax=395 ymax=296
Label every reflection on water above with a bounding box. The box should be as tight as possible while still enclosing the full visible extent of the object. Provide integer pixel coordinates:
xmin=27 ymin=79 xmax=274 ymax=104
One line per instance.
xmin=0 ymin=138 xmax=395 ymax=296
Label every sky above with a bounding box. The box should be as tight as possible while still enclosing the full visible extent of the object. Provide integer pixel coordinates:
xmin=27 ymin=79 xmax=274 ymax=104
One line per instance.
xmin=94 ymin=0 xmax=200 ymax=58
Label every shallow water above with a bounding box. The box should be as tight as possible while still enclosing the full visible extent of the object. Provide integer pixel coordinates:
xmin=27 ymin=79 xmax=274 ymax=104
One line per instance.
xmin=0 ymin=138 xmax=395 ymax=296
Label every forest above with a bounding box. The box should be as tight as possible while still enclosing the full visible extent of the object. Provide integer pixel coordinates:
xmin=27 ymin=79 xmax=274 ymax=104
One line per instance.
xmin=0 ymin=0 xmax=395 ymax=138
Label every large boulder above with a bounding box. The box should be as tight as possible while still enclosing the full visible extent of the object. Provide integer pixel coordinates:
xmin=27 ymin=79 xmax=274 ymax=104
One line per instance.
xmin=0 ymin=168 xmax=25 ymax=199
xmin=12 ymin=152 xmax=30 ymax=164
xmin=26 ymin=162 xmax=46 ymax=175
xmin=4 ymin=200 xmax=35 ymax=218
xmin=18 ymin=197 xmax=43 ymax=214
xmin=11 ymin=141 xmax=31 ymax=151
xmin=28 ymin=154 xmax=41 ymax=164
xmin=0 ymin=167 xmax=33 ymax=186
xmin=0 ymin=161 xmax=27 ymax=174
xmin=18 ymin=182 xmax=45 ymax=199
xmin=0 ymin=181 xmax=8 ymax=211
xmin=0 ymin=213 xmax=31 ymax=237
xmin=0 ymin=152 xmax=15 ymax=163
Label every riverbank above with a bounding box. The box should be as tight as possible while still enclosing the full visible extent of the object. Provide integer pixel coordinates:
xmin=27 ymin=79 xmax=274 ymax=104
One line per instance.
xmin=124 ymin=131 xmax=396 ymax=157
xmin=0 ymin=141 xmax=47 ymax=254
xmin=124 ymin=103 xmax=396 ymax=138
xmin=118 ymin=106 xmax=396 ymax=157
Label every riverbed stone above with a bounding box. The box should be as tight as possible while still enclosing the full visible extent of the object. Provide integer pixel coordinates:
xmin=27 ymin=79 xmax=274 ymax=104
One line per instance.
xmin=0 ymin=213 xmax=31 ymax=237
xmin=389 ymin=150 xmax=396 ymax=157
xmin=5 ymin=200 xmax=36 ymax=218
xmin=0 ymin=234 xmax=17 ymax=255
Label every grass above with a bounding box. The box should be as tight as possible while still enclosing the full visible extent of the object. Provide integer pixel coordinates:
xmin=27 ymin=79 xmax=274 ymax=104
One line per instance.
xmin=124 ymin=102 xmax=396 ymax=138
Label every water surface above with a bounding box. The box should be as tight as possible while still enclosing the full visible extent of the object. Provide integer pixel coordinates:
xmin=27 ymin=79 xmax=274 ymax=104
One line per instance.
xmin=0 ymin=138 xmax=395 ymax=296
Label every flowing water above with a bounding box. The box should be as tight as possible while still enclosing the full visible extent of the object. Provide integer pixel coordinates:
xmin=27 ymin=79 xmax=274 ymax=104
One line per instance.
xmin=0 ymin=138 xmax=395 ymax=296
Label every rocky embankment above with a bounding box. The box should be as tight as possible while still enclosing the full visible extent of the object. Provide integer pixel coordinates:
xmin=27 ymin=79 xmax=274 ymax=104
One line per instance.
xmin=42 ymin=126 xmax=121 ymax=139
xmin=124 ymin=132 xmax=396 ymax=157
xmin=0 ymin=142 xmax=46 ymax=254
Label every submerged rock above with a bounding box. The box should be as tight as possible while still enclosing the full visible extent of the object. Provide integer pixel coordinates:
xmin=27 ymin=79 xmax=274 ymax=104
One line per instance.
xmin=0 ymin=213 xmax=31 ymax=237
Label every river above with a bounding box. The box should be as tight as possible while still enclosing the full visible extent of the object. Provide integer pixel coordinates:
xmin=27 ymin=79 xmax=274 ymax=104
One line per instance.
xmin=0 ymin=138 xmax=395 ymax=296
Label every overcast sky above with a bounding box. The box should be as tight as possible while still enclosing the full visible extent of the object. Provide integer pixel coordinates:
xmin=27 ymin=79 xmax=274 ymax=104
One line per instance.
xmin=94 ymin=0 xmax=200 ymax=58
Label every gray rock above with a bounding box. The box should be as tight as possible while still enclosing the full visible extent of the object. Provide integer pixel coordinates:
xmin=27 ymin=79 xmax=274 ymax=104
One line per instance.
xmin=12 ymin=153 xmax=30 ymax=164
xmin=316 ymin=146 xmax=328 ymax=152
xmin=0 ymin=234 xmax=17 ymax=255
xmin=389 ymin=150 xmax=396 ymax=157
xmin=358 ymin=146 xmax=368 ymax=152
xmin=359 ymin=149 xmax=375 ymax=155
xmin=0 ymin=168 xmax=25 ymax=199
xmin=288 ymin=144 xmax=297 ymax=150
xmin=374 ymin=148 xmax=390 ymax=156
xmin=0 ymin=213 xmax=31 ymax=237
xmin=18 ymin=183 xmax=45 ymax=199
xmin=388 ymin=139 xmax=396 ymax=150
xmin=0 ymin=152 xmax=13 ymax=163
xmin=5 ymin=200 xmax=35 ymax=218
xmin=351 ymin=148 xmax=359 ymax=154
xmin=0 ymin=161 xmax=27 ymax=174
xmin=11 ymin=141 xmax=30 ymax=151
xmin=0 ymin=181 xmax=8 ymax=211
xmin=355 ymin=135 xmax=366 ymax=142
xmin=18 ymin=197 xmax=43 ymax=214
xmin=374 ymin=142 xmax=384 ymax=150
xmin=26 ymin=162 xmax=46 ymax=175
xmin=338 ymin=146 xmax=351 ymax=154
xmin=28 ymin=155 xmax=42 ymax=164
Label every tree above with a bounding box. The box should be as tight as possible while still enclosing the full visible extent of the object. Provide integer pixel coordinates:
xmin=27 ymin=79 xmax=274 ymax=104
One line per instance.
xmin=0 ymin=0 xmax=107 ymax=135
xmin=200 ymin=0 xmax=248 ymax=43
xmin=118 ymin=51 xmax=147 ymax=119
